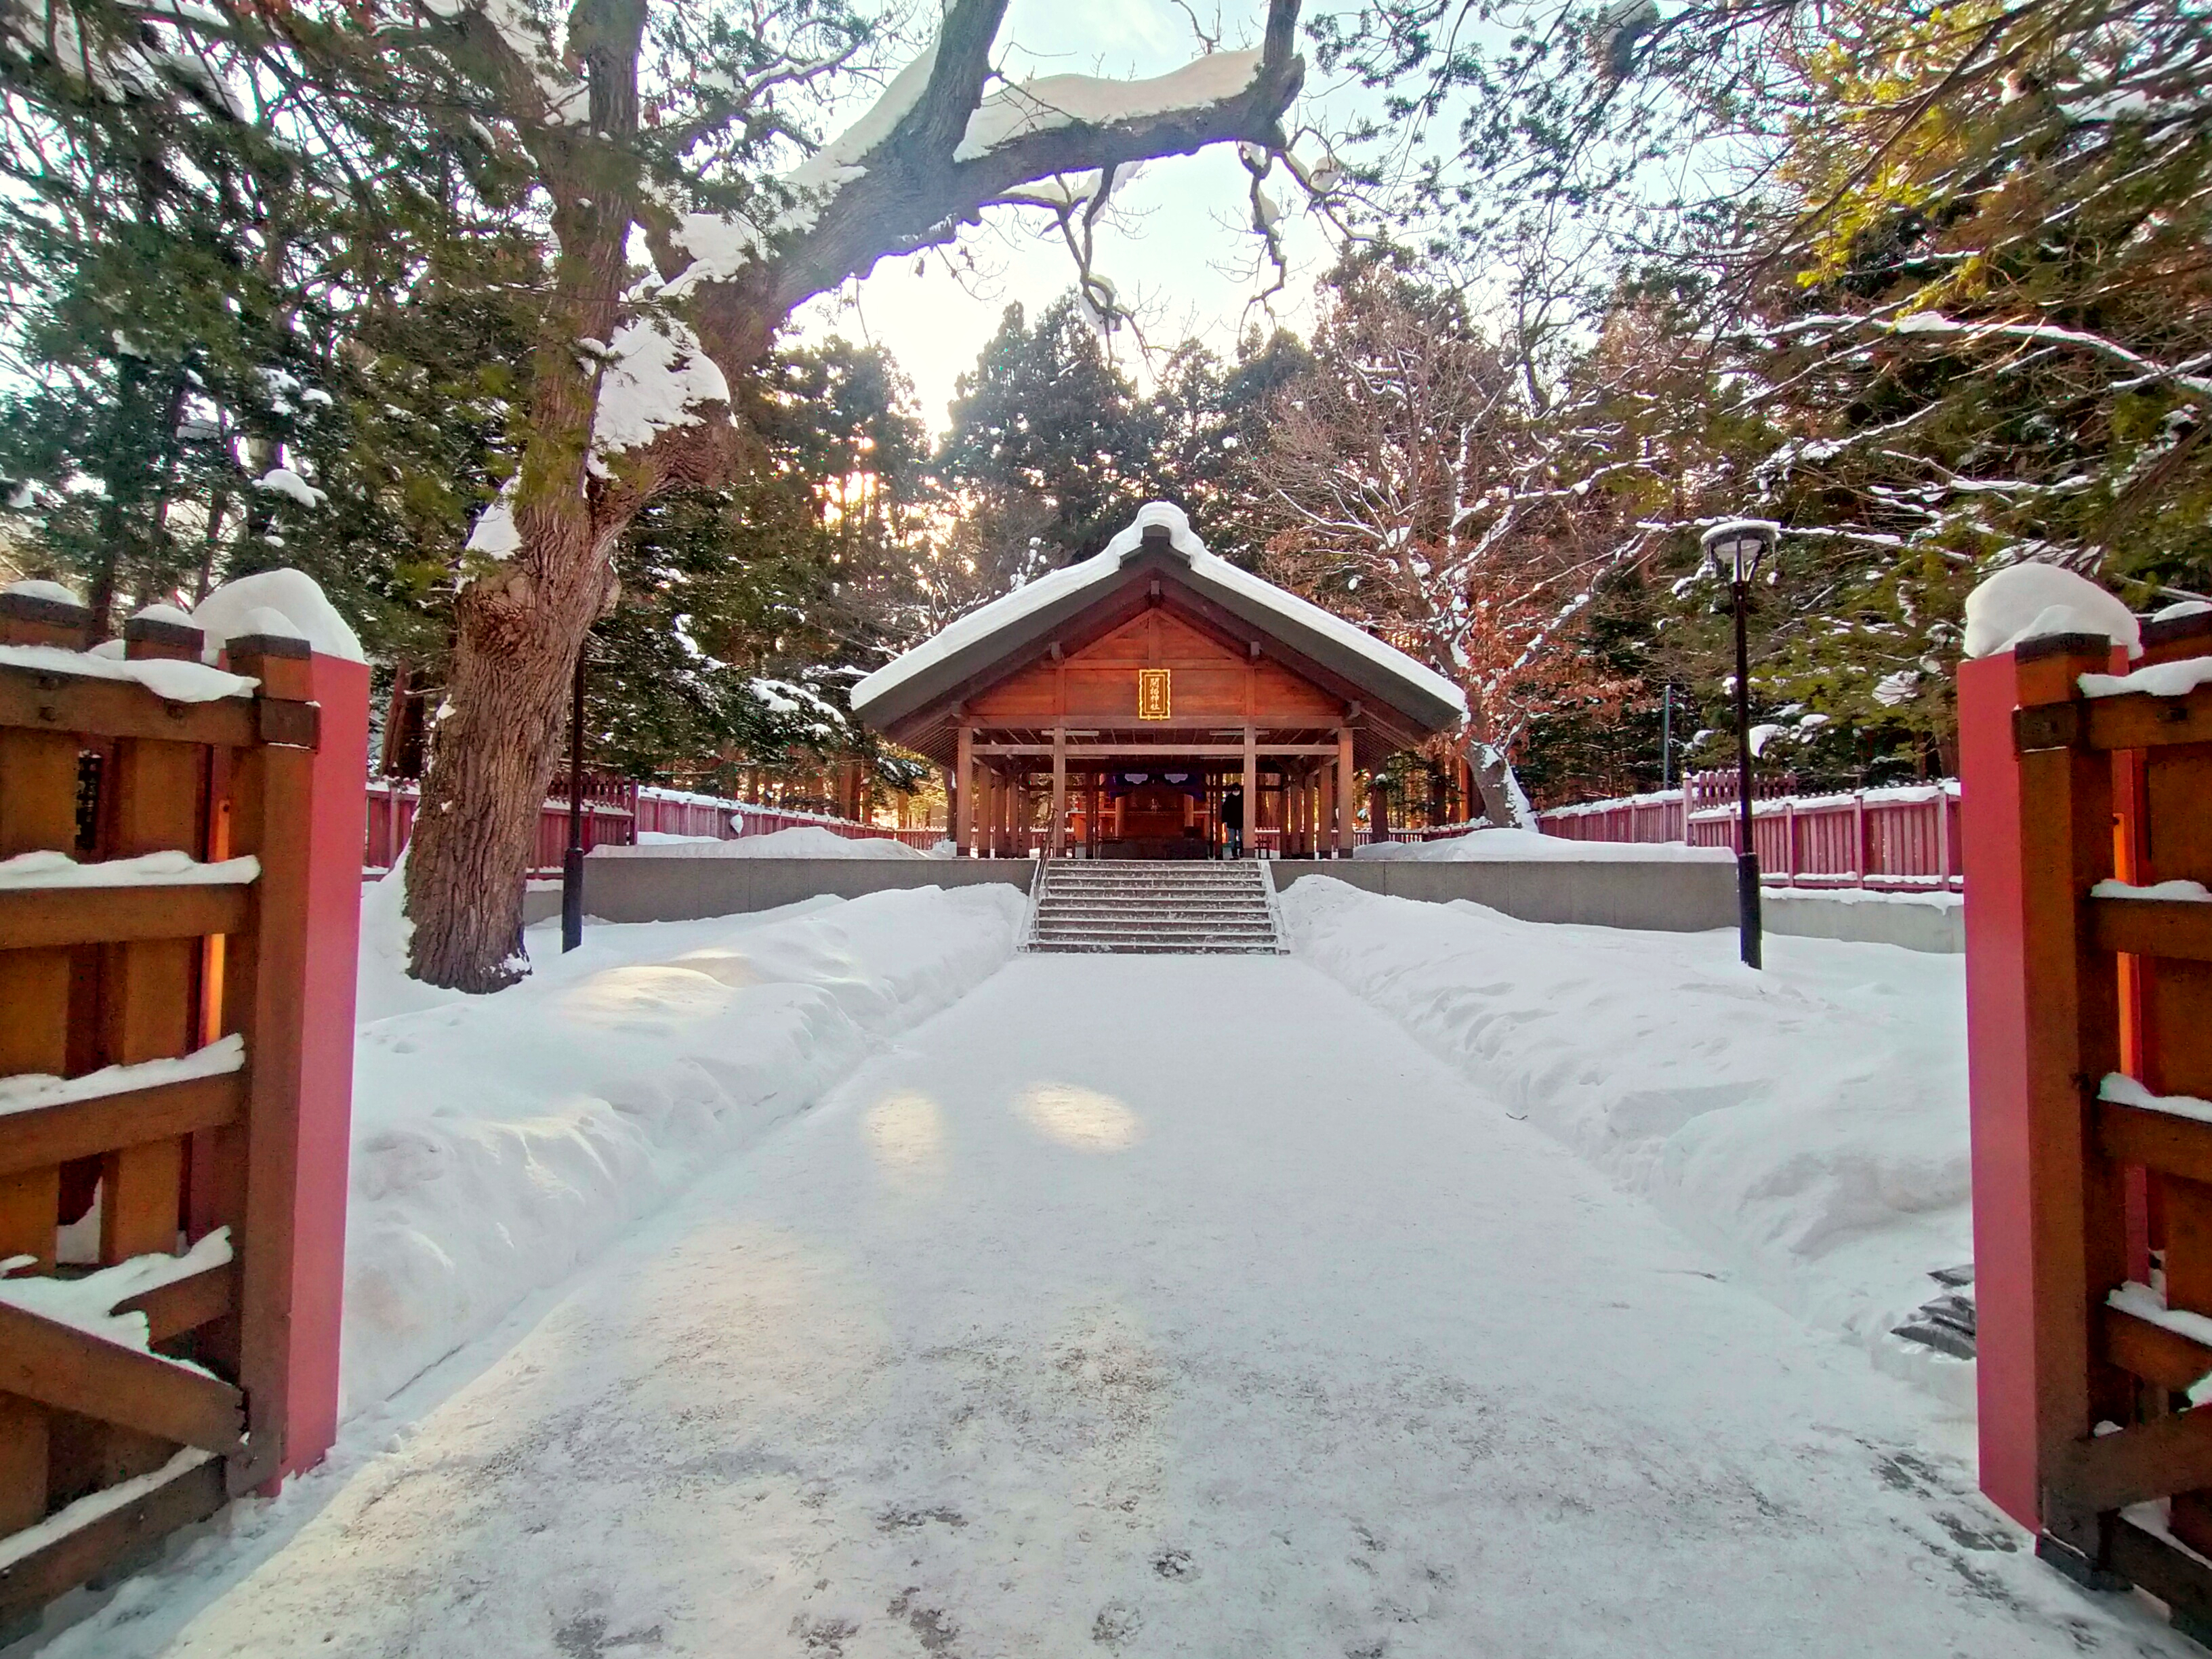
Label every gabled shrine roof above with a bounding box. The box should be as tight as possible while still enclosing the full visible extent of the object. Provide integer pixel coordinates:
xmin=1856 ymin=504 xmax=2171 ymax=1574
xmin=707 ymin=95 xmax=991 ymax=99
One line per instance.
xmin=851 ymin=503 xmax=1469 ymax=735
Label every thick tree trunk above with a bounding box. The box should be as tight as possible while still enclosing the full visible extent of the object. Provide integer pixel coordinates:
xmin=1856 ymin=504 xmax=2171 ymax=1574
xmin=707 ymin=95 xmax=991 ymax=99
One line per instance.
xmin=1469 ymin=741 xmax=1533 ymax=830
xmin=404 ymin=580 xmax=579 ymax=987
xmin=405 ymin=517 xmax=617 ymax=989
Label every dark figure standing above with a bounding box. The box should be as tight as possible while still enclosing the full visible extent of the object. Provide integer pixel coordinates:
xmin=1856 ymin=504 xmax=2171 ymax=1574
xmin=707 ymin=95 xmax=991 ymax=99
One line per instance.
xmin=1221 ymin=787 xmax=1244 ymax=859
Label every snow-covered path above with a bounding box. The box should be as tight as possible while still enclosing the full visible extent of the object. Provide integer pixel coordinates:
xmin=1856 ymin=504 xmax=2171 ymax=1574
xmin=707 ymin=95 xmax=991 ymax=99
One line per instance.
xmin=119 ymin=957 xmax=2176 ymax=1656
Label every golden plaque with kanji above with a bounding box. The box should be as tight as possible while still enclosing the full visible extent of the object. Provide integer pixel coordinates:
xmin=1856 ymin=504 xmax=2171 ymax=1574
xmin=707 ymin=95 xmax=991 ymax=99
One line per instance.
xmin=1136 ymin=668 xmax=1171 ymax=720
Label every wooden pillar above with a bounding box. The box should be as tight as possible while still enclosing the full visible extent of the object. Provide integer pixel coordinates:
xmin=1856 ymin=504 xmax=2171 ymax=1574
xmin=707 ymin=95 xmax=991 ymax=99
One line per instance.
xmin=0 ymin=586 xmax=89 ymax=1534
xmin=102 ymin=613 xmax=207 ymax=1266
xmin=1242 ymin=724 xmax=1258 ymax=860
xmin=1337 ymin=729 xmax=1357 ymax=857
xmin=954 ymin=728 xmax=973 ymax=856
xmin=1050 ymin=728 xmax=1067 ymax=857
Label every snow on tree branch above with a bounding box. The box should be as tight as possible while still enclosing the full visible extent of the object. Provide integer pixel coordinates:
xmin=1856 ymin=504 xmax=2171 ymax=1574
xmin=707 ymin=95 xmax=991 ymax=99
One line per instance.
xmin=1781 ymin=310 xmax=2212 ymax=402
xmin=657 ymin=0 xmax=1305 ymax=347
xmin=588 ymin=316 xmax=733 ymax=469
xmin=951 ymin=49 xmax=1265 ymax=163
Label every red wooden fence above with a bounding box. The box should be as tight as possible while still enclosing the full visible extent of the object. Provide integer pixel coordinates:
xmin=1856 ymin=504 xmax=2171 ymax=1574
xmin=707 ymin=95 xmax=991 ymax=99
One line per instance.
xmin=0 ymin=586 xmax=365 ymax=1624
xmin=365 ymin=781 xmax=938 ymax=875
xmin=1538 ymin=772 xmax=1964 ymax=892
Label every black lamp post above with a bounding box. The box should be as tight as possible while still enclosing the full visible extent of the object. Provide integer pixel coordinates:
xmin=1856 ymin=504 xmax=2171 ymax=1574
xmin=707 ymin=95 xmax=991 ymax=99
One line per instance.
xmin=1700 ymin=518 xmax=1778 ymax=970
xmin=562 ymin=645 xmax=588 ymax=953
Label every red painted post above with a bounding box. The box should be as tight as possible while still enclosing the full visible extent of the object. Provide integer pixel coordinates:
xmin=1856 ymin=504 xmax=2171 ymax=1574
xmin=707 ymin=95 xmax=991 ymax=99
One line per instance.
xmin=1959 ymin=649 xmax=2038 ymax=1528
xmin=285 ymin=649 xmax=368 ymax=1479
xmin=1936 ymin=785 xmax=1952 ymax=891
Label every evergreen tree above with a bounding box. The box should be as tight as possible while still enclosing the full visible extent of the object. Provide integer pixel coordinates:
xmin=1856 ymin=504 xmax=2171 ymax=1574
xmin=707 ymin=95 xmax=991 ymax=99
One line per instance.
xmin=935 ymin=295 xmax=1161 ymax=586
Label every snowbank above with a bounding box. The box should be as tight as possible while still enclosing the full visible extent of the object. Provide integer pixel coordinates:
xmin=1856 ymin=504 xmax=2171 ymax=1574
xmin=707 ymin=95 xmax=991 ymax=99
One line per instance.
xmin=1357 ymin=827 xmax=1734 ymax=863
xmin=1283 ymin=878 xmax=1975 ymax=1406
xmin=600 ymin=825 xmax=938 ymax=859
xmin=342 ymin=872 xmax=1024 ymax=1412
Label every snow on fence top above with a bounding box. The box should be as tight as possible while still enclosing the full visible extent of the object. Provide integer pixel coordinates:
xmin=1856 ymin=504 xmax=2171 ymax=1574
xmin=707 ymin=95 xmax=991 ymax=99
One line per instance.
xmin=0 ymin=850 xmax=260 ymax=889
xmin=0 ymin=640 xmax=256 ymax=703
xmin=2081 ymin=657 xmax=2212 ymax=700
xmin=851 ymin=501 xmax=1468 ymax=723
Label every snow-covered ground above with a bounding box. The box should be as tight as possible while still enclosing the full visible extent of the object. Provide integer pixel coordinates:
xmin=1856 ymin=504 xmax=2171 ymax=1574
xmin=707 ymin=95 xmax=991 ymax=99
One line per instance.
xmin=44 ymin=954 xmax=2179 ymax=1658
xmin=1282 ymin=876 xmax=1974 ymax=1404
xmin=342 ymin=869 xmax=1024 ymax=1410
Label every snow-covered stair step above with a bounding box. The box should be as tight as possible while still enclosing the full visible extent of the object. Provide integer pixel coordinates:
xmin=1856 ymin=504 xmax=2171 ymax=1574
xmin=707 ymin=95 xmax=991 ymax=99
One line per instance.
xmin=1025 ymin=859 xmax=1284 ymax=955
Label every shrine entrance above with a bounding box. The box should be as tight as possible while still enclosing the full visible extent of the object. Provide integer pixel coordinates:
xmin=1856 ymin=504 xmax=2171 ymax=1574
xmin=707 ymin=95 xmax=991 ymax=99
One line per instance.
xmin=849 ymin=504 xmax=1468 ymax=860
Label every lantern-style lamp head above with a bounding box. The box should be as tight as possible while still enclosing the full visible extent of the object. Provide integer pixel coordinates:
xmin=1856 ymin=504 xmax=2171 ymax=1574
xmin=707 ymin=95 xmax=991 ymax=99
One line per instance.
xmin=1701 ymin=519 xmax=1779 ymax=586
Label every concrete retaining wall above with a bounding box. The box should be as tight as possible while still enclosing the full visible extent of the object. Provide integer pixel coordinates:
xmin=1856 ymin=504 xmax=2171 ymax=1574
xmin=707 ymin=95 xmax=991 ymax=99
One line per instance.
xmin=1273 ymin=858 xmax=1737 ymax=933
xmin=1760 ymin=888 xmax=1964 ymax=954
xmin=575 ymin=850 xmax=1031 ymax=924
xmin=533 ymin=852 xmax=1944 ymax=948
xmin=546 ymin=849 xmax=1740 ymax=934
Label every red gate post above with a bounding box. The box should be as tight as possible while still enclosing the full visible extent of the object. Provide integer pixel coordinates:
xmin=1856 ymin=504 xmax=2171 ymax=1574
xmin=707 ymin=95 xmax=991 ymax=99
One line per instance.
xmin=1959 ymin=645 xmax=2039 ymax=1527
xmin=288 ymin=645 xmax=368 ymax=1477
xmin=228 ymin=640 xmax=367 ymax=1486
xmin=1960 ymin=637 xmax=2131 ymax=1534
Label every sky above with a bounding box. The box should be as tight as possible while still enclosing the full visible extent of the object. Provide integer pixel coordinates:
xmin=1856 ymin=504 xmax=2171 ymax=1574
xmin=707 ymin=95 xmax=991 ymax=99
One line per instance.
xmin=789 ymin=1 xmax=1345 ymax=436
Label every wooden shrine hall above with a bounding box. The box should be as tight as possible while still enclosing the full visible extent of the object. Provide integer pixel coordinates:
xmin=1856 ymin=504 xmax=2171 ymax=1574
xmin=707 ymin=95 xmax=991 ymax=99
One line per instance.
xmin=851 ymin=504 xmax=1469 ymax=859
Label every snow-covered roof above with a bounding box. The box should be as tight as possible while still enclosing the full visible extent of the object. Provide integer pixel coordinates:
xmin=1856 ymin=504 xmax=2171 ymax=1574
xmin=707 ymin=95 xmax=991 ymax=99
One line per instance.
xmin=852 ymin=503 xmax=1469 ymax=731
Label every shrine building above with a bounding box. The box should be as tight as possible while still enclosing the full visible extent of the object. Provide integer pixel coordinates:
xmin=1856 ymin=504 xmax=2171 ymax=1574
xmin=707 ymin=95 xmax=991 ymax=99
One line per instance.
xmin=851 ymin=503 xmax=1468 ymax=858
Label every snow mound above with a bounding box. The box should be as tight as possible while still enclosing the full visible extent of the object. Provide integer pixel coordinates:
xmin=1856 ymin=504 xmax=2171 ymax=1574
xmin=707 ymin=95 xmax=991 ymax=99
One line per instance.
xmin=343 ymin=879 xmax=1026 ymax=1412
xmin=1963 ymin=562 xmax=2139 ymax=660
xmin=1357 ymin=828 xmax=1733 ymax=864
xmin=192 ymin=568 xmax=364 ymax=663
xmin=1284 ymin=878 xmax=1974 ymax=1406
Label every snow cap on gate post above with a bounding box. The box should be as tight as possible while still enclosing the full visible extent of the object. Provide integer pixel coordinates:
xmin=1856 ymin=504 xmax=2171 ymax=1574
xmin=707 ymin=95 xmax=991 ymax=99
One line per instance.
xmin=197 ymin=572 xmax=369 ymax=1480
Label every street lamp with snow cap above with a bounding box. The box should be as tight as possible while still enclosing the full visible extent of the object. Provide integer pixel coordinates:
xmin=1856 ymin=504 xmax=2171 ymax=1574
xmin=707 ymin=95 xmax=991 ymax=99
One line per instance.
xmin=1701 ymin=518 xmax=1780 ymax=970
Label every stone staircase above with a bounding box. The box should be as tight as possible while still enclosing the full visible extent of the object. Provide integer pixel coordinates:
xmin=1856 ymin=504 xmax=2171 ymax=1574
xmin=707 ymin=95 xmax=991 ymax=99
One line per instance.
xmin=1024 ymin=859 xmax=1286 ymax=955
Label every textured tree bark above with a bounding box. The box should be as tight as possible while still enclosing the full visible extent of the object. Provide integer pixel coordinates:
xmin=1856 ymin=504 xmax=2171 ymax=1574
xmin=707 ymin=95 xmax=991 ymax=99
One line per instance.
xmin=405 ymin=585 xmax=586 ymax=988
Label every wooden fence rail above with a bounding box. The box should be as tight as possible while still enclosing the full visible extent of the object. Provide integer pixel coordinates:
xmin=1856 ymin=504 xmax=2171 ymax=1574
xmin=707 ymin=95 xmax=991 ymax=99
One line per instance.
xmin=0 ymin=584 xmax=365 ymax=1633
